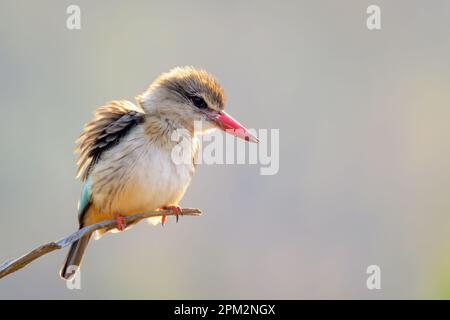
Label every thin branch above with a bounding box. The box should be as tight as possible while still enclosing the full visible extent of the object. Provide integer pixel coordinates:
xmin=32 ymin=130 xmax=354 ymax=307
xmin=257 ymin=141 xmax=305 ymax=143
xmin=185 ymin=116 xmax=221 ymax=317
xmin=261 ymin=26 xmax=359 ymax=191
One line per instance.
xmin=0 ymin=208 xmax=201 ymax=280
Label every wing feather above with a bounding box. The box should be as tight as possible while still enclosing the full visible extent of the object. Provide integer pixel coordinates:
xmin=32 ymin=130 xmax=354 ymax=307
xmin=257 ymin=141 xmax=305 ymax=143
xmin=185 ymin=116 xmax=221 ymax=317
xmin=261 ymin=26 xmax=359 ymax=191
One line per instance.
xmin=76 ymin=100 xmax=145 ymax=181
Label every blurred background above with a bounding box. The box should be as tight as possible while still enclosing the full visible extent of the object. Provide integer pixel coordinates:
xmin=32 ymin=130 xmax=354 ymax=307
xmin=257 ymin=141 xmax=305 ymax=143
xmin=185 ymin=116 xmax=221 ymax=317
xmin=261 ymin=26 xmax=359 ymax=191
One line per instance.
xmin=0 ymin=0 xmax=449 ymax=299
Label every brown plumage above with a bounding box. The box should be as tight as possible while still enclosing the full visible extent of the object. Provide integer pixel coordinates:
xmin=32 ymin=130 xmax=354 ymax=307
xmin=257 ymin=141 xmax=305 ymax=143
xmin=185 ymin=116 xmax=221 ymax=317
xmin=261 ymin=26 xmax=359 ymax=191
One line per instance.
xmin=137 ymin=66 xmax=226 ymax=111
xmin=75 ymin=101 xmax=145 ymax=181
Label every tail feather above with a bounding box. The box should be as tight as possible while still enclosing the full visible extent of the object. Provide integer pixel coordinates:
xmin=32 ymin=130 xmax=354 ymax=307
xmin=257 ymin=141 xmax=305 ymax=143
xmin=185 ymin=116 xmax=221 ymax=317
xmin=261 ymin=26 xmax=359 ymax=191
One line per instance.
xmin=60 ymin=234 xmax=91 ymax=280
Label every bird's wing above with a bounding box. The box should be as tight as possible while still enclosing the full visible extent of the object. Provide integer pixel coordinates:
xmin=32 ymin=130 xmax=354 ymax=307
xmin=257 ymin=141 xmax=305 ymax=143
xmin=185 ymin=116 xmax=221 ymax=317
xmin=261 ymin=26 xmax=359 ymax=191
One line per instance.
xmin=78 ymin=177 xmax=92 ymax=225
xmin=75 ymin=100 xmax=145 ymax=181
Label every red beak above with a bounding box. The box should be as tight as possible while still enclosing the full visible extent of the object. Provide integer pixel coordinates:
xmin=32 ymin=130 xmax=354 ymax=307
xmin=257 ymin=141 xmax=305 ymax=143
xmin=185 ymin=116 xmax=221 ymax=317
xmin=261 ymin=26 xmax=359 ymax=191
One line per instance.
xmin=209 ymin=111 xmax=259 ymax=143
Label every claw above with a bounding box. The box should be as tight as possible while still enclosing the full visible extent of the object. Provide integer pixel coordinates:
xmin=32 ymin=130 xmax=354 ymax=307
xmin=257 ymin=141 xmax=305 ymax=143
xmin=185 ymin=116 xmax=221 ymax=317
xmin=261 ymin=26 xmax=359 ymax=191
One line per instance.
xmin=114 ymin=213 xmax=126 ymax=231
xmin=162 ymin=205 xmax=182 ymax=223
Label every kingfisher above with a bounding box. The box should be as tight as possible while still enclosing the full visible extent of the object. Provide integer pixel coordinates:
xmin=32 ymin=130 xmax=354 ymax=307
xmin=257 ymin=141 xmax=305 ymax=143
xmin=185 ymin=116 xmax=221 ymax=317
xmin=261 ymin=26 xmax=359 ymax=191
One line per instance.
xmin=60 ymin=67 xmax=258 ymax=280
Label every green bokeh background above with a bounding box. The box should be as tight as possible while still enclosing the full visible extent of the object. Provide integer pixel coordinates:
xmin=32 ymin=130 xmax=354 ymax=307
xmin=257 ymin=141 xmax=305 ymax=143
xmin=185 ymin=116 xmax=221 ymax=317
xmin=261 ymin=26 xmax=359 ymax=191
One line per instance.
xmin=0 ymin=0 xmax=449 ymax=299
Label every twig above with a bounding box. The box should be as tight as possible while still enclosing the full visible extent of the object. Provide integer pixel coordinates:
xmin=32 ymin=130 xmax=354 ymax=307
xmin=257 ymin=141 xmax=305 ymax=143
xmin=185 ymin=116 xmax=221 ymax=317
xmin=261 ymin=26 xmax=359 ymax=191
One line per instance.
xmin=0 ymin=207 xmax=202 ymax=280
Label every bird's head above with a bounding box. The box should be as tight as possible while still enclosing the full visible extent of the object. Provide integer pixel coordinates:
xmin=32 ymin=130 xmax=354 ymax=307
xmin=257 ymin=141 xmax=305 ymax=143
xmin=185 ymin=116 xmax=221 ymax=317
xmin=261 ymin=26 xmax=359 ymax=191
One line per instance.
xmin=137 ymin=66 xmax=258 ymax=143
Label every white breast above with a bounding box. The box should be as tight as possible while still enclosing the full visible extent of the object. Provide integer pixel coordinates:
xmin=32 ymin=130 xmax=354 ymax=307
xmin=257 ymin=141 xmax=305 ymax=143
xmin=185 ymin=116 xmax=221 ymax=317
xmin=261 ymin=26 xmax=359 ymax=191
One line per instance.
xmin=90 ymin=125 xmax=196 ymax=217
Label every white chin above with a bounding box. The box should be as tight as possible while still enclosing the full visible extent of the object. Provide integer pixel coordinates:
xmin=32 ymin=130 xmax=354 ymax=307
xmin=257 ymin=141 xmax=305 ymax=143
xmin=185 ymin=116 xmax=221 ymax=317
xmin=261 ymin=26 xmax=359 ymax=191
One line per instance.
xmin=200 ymin=119 xmax=218 ymax=132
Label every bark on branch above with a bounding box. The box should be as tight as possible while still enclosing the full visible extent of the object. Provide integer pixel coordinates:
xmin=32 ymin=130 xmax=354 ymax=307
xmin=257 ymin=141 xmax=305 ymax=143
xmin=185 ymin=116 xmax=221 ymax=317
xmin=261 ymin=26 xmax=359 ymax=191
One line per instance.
xmin=0 ymin=208 xmax=202 ymax=280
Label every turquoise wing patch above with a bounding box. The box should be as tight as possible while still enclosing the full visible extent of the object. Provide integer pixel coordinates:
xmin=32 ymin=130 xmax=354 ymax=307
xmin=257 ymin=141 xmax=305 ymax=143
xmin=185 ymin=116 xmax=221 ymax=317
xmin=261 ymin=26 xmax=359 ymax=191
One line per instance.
xmin=78 ymin=177 xmax=92 ymax=220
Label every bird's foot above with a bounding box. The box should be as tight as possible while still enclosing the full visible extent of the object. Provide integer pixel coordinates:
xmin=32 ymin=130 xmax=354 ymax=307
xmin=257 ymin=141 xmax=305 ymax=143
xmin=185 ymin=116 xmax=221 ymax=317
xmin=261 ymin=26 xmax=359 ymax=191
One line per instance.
xmin=114 ymin=213 xmax=126 ymax=231
xmin=162 ymin=205 xmax=182 ymax=225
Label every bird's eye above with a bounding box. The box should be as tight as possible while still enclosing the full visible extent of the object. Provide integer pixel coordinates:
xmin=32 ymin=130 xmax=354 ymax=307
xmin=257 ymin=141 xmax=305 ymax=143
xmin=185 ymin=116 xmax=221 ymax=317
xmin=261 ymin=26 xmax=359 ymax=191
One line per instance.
xmin=191 ymin=96 xmax=208 ymax=109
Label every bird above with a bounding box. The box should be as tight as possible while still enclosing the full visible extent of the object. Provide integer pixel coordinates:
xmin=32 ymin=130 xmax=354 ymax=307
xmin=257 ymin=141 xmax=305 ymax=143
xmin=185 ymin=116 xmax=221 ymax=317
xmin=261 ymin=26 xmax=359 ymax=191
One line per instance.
xmin=60 ymin=66 xmax=258 ymax=280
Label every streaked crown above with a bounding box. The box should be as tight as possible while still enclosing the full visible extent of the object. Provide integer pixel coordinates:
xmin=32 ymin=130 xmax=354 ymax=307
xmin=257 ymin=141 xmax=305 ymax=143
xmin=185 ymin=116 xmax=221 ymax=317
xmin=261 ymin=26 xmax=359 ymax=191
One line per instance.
xmin=138 ymin=66 xmax=226 ymax=112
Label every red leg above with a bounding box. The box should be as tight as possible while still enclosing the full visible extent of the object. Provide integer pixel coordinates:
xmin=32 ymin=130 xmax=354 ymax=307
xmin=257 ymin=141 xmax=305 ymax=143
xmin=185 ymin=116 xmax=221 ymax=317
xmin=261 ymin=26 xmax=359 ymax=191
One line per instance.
xmin=162 ymin=205 xmax=182 ymax=223
xmin=114 ymin=213 xmax=126 ymax=231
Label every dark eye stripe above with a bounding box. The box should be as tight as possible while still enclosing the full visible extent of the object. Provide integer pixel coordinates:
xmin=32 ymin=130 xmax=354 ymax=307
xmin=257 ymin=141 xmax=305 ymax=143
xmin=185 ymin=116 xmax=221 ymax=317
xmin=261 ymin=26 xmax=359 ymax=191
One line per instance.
xmin=190 ymin=96 xmax=208 ymax=109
